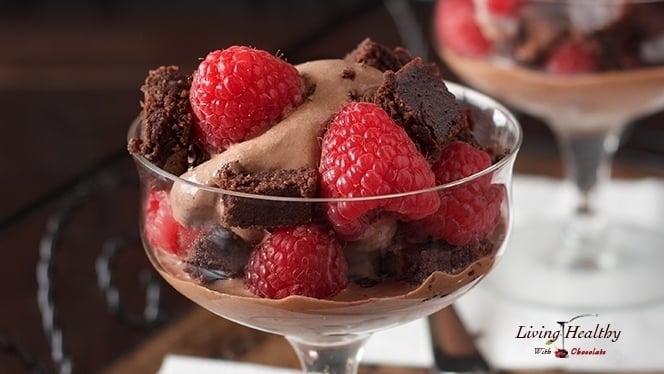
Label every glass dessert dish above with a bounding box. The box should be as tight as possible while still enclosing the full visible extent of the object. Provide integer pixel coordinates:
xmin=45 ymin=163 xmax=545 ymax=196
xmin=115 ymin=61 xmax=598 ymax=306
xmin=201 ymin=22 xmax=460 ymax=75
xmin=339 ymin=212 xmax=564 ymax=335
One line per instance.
xmin=435 ymin=0 xmax=664 ymax=308
xmin=128 ymin=77 xmax=521 ymax=373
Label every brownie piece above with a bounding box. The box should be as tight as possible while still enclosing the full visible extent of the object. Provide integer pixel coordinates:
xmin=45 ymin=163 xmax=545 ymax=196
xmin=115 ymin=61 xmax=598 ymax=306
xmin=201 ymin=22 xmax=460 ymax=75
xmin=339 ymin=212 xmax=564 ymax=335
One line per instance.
xmin=214 ymin=161 xmax=318 ymax=228
xmin=184 ymin=226 xmax=251 ymax=284
xmin=128 ymin=65 xmax=197 ymax=175
xmin=373 ymin=58 xmax=476 ymax=162
xmin=397 ymin=239 xmax=495 ymax=284
xmin=345 ymin=38 xmax=414 ymax=72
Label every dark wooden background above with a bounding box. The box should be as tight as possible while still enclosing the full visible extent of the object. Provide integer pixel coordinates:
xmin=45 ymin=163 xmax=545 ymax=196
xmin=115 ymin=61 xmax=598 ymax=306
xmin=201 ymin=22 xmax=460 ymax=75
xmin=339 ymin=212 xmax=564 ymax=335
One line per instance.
xmin=1 ymin=1 xmax=663 ymax=373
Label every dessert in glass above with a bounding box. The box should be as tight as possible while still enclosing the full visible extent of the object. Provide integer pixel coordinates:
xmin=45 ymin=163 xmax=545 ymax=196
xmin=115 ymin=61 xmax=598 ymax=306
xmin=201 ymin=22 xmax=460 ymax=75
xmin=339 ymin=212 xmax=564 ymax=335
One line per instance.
xmin=435 ymin=0 xmax=664 ymax=307
xmin=127 ymin=39 xmax=521 ymax=373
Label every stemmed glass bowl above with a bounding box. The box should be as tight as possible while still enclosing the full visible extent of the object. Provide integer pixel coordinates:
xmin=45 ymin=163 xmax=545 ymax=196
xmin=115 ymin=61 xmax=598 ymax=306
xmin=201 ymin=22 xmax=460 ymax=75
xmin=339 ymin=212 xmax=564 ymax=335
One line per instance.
xmin=129 ymin=82 xmax=521 ymax=373
xmin=435 ymin=0 xmax=664 ymax=308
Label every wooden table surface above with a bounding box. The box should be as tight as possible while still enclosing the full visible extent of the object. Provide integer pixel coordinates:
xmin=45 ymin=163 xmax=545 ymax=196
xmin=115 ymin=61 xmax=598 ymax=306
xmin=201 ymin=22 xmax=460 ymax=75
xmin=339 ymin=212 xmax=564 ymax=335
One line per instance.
xmin=2 ymin=1 xmax=663 ymax=373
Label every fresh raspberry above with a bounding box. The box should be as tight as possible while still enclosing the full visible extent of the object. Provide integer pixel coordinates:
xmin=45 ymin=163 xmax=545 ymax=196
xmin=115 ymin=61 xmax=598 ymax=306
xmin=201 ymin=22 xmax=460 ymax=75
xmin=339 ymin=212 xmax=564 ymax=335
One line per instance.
xmin=144 ymin=190 xmax=199 ymax=255
xmin=434 ymin=0 xmax=492 ymax=57
xmin=417 ymin=141 xmax=504 ymax=246
xmin=318 ymin=102 xmax=440 ymax=240
xmin=487 ymin=0 xmax=521 ymax=16
xmin=244 ymin=224 xmax=348 ymax=299
xmin=545 ymin=40 xmax=599 ymax=75
xmin=190 ymin=46 xmax=304 ymax=152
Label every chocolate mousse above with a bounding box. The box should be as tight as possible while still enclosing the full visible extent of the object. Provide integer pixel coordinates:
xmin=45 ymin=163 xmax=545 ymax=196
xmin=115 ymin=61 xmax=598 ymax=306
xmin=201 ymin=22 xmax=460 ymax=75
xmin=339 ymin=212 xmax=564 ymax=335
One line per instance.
xmin=126 ymin=38 xmax=521 ymax=339
xmin=129 ymin=39 xmax=509 ymax=306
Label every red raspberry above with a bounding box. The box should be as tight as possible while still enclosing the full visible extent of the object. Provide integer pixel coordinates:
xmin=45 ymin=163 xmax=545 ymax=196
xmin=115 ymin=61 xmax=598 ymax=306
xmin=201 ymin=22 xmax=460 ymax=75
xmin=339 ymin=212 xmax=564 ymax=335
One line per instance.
xmin=144 ymin=190 xmax=199 ymax=255
xmin=190 ymin=46 xmax=304 ymax=152
xmin=318 ymin=102 xmax=440 ymax=240
xmin=418 ymin=141 xmax=504 ymax=246
xmin=487 ymin=0 xmax=521 ymax=16
xmin=545 ymin=40 xmax=599 ymax=75
xmin=434 ymin=0 xmax=492 ymax=57
xmin=244 ymin=224 xmax=348 ymax=299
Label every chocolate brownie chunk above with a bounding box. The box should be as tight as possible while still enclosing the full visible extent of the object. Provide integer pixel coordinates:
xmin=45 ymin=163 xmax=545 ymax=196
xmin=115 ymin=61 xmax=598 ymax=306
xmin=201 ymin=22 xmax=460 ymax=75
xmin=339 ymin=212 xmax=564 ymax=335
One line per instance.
xmin=128 ymin=65 xmax=196 ymax=175
xmin=214 ymin=161 xmax=318 ymax=228
xmin=373 ymin=58 xmax=476 ymax=162
xmin=184 ymin=226 xmax=251 ymax=284
xmin=397 ymin=239 xmax=495 ymax=284
xmin=345 ymin=38 xmax=414 ymax=72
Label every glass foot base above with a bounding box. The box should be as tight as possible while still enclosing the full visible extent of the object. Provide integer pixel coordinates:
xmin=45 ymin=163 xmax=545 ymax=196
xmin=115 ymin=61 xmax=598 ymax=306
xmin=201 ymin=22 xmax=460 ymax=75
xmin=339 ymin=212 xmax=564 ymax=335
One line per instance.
xmin=484 ymin=219 xmax=664 ymax=309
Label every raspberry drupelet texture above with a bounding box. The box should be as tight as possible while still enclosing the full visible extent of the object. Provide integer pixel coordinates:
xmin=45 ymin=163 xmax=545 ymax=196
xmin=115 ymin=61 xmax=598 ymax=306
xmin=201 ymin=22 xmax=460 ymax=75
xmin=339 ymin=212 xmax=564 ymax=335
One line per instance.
xmin=318 ymin=102 xmax=440 ymax=240
xmin=130 ymin=38 xmax=509 ymax=300
xmin=244 ymin=224 xmax=348 ymax=299
xmin=190 ymin=46 xmax=304 ymax=152
xmin=417 ymin=141 xmax=504 ymax=246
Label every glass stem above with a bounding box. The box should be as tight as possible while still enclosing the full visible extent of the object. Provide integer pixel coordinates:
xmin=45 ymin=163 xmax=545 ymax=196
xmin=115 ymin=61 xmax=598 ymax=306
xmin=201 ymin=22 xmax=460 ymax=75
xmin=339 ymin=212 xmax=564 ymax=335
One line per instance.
xmin=286 ymin=334 xmax=370 ymax=374
xmin=551 ymin=121 xmax=624 ymax=270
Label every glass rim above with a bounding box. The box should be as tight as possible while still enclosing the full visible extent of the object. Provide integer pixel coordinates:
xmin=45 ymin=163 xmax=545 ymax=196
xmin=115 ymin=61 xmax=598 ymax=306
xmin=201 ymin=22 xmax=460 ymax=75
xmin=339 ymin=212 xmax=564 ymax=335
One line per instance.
xmin=128 ymin=81 xmax=523 ymax=203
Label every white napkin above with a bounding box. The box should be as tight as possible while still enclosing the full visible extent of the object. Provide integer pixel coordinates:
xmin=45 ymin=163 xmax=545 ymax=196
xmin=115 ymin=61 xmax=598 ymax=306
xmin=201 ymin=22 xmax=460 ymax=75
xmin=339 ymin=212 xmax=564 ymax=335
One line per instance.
xmin=509 ymin=174 xmax=664 ymax=227
xmin=159 ymin=355 xmax=297 ymax=374
xmin=456 ymin=285 xmax=664 ymax=371
xmin=158 ymin=318 xmax=433 ymax=373
xmin=455 ymin=175 xmax=664 ymax=372
xmin=361 ymin=317 xmax=434 ymax=367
